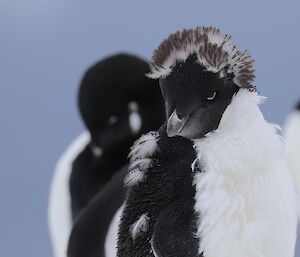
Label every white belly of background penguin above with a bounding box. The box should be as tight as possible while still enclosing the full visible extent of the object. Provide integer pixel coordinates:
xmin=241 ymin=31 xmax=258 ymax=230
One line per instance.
xmin=117 ymin=27 xmax=298 ymax=257
xmin=48 ymin=132 xmax=90 ymax=257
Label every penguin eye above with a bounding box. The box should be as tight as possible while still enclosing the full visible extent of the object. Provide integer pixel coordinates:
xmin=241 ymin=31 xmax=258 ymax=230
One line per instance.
xmin=107 ymin=115 xmax=118 ymax=125
xmin=206 ymin=91 xmax=217 ymax=101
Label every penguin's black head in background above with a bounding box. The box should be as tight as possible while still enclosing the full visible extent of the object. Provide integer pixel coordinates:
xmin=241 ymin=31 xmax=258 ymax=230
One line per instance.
xmin=296 ymin=101 xmax=300 ymax=111
xmin=78 ymin=53 xmax=165 ymax=150
xmin=149 ymin=27 xmax=256 ymax=139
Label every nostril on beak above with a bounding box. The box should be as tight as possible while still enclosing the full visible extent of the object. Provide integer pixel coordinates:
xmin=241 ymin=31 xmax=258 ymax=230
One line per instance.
xmin=176 ymin=110 xmax=185 ymax=120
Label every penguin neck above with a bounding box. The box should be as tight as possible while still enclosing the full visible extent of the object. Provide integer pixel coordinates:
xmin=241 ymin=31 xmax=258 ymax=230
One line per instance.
xmin=90 ymin=136 xmax=135 ymax=172
xmin=206 ymin=89 xmax=266 ymax=138
xmin=193 ymin=89 xmax=283 ymax=175
xmin=194 ymin=89 xmax=270 ymax=148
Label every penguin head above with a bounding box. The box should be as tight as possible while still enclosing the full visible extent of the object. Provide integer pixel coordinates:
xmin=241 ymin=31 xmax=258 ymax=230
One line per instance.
xmin=78 ymin=53 xmax=164 ymax=151
xmin=148 ymin=27 xmax=255 ymax=139
xmin=296 ymin=101 xmax=300 ymax=111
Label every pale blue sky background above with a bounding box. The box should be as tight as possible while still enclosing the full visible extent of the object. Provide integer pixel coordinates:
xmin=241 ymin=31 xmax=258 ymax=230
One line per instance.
xmin=0 ymin=0 xmax=299 ymax=256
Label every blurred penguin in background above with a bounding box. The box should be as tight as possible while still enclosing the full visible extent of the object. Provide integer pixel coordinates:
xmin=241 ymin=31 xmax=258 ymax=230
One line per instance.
xmin=48 ymin=53 xmax=165 ymax=257
xmin=284 ymin=101 xmax=300 ymax=200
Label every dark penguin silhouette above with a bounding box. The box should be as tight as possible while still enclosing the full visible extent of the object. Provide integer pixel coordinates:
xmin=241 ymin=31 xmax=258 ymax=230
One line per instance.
xmin=48 ymin=53 xmax=165 ymax=257
xmin=68 ymin=166 xmax=128 ymax=257
xmin=284 ymin=100 xmax=300 ymax=207
xmin=117 ymin=27 xmax=297 ymax=257
xmin=71 ymin=53 xmax=164 ymax=218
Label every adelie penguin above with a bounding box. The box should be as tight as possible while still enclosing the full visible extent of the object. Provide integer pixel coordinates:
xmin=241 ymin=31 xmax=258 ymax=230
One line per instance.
xmin=48 ymin=53 xmax=165 ymax=257
xmin=117 ymin=27 xmax=298 ymax=257
xmin=284 ymin=101 xmax=300 ymax=206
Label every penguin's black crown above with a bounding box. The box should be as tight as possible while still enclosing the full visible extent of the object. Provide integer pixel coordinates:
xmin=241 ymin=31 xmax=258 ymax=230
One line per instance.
xmin=148 ymin=26 xmax=256 ymax=91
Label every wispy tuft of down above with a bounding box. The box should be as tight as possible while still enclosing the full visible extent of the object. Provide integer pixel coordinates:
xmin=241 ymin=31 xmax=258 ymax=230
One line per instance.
xmin=148 ymin=26 xmax=255 ymax=90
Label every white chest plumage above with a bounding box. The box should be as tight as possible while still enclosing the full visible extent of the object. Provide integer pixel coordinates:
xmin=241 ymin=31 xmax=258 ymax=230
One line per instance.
xmin=192 ymin=90 xmax=298 ymax=257
xmin=48 ymin=131 xmax=90 ymax=257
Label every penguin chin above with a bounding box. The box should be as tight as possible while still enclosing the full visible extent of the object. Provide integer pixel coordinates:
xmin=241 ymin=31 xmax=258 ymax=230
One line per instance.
xmin=92 ymin=129 xmax=131 ymax=151
xmin=179 ymin=127 xmax=207 ymax=140
xmin=171 ymin=107 xmax=223 ymax=140
xmin=178 ymin=122 xmax=217 ymax=140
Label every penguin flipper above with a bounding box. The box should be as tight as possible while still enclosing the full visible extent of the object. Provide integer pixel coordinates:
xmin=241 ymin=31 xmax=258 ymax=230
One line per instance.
xmin=151 ymin=199 xmax=200 ymax=257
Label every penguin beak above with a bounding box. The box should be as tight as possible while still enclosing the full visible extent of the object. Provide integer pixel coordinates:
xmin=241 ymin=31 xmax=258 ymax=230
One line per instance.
xmin=167 ymin=109 xmax=188 ymax=137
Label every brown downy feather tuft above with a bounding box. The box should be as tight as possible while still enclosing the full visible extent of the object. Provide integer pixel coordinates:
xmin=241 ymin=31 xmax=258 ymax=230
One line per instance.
xmin=148 ymin=26 xmax=256 ymax=90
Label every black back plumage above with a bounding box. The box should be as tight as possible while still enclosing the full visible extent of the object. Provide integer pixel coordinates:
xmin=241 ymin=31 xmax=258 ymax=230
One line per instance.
xmin=70 ymin=138 xmax=132 ymax=219
xmin=70 ymin=53 xmax=165 ymax=220
xmin=117 ymin=125 xmax=200 ymax=257
xmin=296 ymin=100 xmax=300 ymax=111
xmin=68 ymin=167 xmax=127 ymax=257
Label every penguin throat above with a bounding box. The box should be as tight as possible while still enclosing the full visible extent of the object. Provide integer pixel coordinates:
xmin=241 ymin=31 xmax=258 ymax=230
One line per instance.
xmin=91 ymin=144 xmax=103 ymax=158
